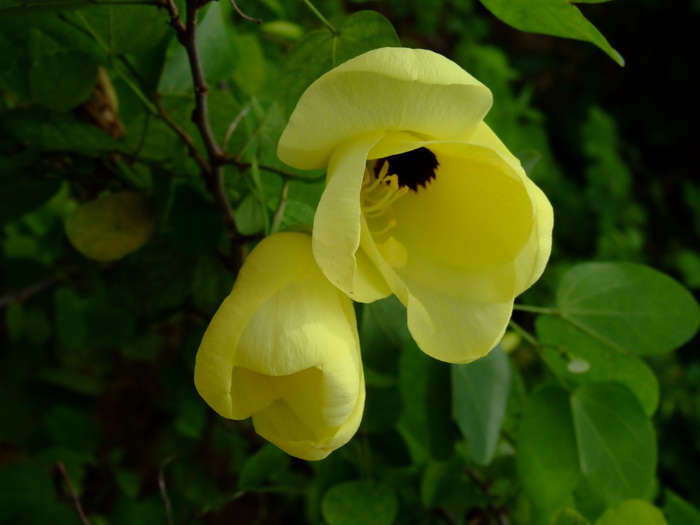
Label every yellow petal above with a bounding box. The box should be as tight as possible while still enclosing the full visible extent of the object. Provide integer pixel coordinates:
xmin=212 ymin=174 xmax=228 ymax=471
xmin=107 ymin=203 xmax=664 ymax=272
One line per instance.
xmin=252 ymin=353 xmax=365 ymax=461
xmin=194 ymin=232 xmax=364 ymax=459
xmin=312 ymin=131 xmax=392 ymax=302
xmin=356 ymin=139 xmax=550 ymax=363
xmin=389 ymin=142 xmax=534 ymax=271
xmin=278 ymin=48 xmax=492 ymax=170
xmin=406 ymin=285 xmax=514 ymax=364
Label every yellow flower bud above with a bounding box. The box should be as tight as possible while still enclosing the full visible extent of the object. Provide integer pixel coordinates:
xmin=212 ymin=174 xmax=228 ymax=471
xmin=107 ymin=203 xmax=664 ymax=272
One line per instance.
xmin=194 ymin=232 xmax=364 ymax=460
xmin=278 ymin=48 xmax=553 ymax=364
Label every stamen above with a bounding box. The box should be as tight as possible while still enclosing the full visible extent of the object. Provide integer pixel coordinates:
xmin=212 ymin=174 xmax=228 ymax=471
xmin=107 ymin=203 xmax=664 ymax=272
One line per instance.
xmin=370 ymin=218 xmax=398 ymax=237
xmin=363 ymin=176 xmax=407 ymax=215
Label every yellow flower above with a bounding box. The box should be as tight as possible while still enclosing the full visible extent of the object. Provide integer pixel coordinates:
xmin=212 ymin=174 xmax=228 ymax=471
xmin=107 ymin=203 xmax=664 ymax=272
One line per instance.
xmin=278 ymin=48 xmax=553 ymax=364
xmin=194 ymin=232 xmax=364 ymax=461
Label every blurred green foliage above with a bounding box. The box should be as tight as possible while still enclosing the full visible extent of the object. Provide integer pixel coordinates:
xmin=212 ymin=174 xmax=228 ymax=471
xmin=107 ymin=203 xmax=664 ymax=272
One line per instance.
xmin=1 ymin=0 xmax=700 ymax=523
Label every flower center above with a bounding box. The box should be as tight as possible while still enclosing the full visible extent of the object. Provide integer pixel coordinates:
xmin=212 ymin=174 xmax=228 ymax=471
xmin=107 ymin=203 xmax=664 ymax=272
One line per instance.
xmin=375 ymin=147 xmax=439 ymax=192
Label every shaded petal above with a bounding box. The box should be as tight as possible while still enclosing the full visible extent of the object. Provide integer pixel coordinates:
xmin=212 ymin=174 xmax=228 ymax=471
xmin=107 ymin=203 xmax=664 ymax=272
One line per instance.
xmin=313 ymin=131 xmax=391 ymax=302
xmin=278 ymin=48 xmax=492 ymax=170
xmin=252 ymin=366 xmax=366 ymax=461
xmin=468 ymin=123 xmax=554 ymax=293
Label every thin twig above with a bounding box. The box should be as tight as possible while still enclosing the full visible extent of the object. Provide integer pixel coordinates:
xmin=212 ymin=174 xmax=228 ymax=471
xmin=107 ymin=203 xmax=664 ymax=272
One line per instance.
xmin=158 ymin=0 xmax=186 ymax=35
xmin=223 ymin=104 xmax=251 ymax=150
xmin=0 ymin=277 xmax=58 ymax=309
xmin=57 ymin=462 xmax=91 ymax=525
xmin=228 ymin=0 xmax=262 ymax=23
xmin=508 ymin=319 xmax=539 ymax=349
xmin=270 ymin=180 xmax=289 ymax=233
xmin=158 ymin=455 xmax=177 ymax=525
xmin=183 ymin=1 xmax=220 ymax=164
xmin=155 ymin=97 xmax=210 ymax=173
xmin=301 ymin=0 xmax=337 ymax=34
xmin=512 ymin=304 xmax=558 ymax=315
xmin=0 ymin=267 xmax=77 ymax=309
xmin=223 ymin=157 xmax=325 ymax=182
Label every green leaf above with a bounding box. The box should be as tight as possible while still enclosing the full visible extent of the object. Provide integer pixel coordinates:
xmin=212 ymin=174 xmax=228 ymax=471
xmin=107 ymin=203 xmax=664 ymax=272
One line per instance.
xmin=44 ymin=405 xmax=99 ymax=452
xmin=76 ymin=5 xmax=170 ymax=55
xmin=232 ymin=33 xmax=267 ymax=96
xmin=276 ymin=198 xmax=315 ymax=232
xmin=0 ymin=109 xmax=118 ymax=155
xmin=595 ymin=499 xmax=667 ymax=525
xmin=0 ymin=0 xmax=140 ymax=18
xmin=451 ymin=345 xmax=511 ymax=465
xmin=478 ymin=0 xmax=624 ymax=66
xmin=570 ymin=383 xmax=656 ymax=503
xmin=39 ymin=368 xmax=104 ymax=395
xmin=237 ymin=443 xmax=290 ymax=490
xmin=359 ymin=295 xmax=408 ymax=374
xmin=332 ymin=10 xmax=400 ymax=66
xmin=261 ymin=20 xmax=304 ymax=41
xmin=276 ymin=10 xmax=400 ymax=118
xmin=0 ymin=164 xmax=61 ymax=225
xmin=192 ymin=253 xmax=235 ymax=317
xmin=83 ymin=298 xmax=136 ymax=348
xmin=0 ymin=463 xmax=56 ymax=522
xmin=536 ymin=315 xmax=659 ymax=416
xmin=322 ymin=481 xmax=398 ymax=525
xmin=164 ymin=182 xmax=223 ymax=254
xmin=518 ymin=383 xmax=657 ymax=520
xmin=550 ymin=507 xmax=592 ymax=525
xmin=118 ymin=239 xmax=196 ymax=318
xmin=420 ymin=458 xmax=479 ymax=513
xmin=28 ymin=29 xmax=96 ymax=111
xmin=398 ymin=338 xmax=454 ymax=462
xmin=174 ymin=396 xmax=207 ymax=440
xmin=53 ymin=286 xmax=87 ymax=352
xmin=517 ymin=386 xmax=580 ymax=518
xmin=234 ymin=193 xmax=267 ymax=236
xmin=557 ymin=262 xmax=700 ymax=355
xmin=664 ymin=490 xmax=700 ymax=525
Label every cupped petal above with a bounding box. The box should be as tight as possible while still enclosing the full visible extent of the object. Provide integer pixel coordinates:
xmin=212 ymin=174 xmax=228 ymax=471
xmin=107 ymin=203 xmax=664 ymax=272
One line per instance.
xmin=406 ymin=282 xmax=514 ymax=364
xmin=278 ymin=48 xmax=492 ymax=170
xmin=467 ymin=122 xmax=554 ymax=293
xmin=312 ymin=131 xmax=392 ymax=302
xmin=513 ymin=178 xmax=553 ymax=294
xmin=355 ymin=138 xmax=550 ymax=363
xmin=252 ymin=351 xmax=365 ymax=461
xmin=194 ymin=232 xmax=362 ymax=437
xmin=360 ymin=228 xmax=516 ymax=363
xmin=389 ymin=142 xmax=534 ymax=272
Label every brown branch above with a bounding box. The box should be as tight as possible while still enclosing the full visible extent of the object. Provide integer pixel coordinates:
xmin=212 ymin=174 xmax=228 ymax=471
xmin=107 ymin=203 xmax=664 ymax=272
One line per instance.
xmin=0 ymin=267 xmax=77 ymax=309
xmin=157 ymin=0 xmax=238 ymax=243
xmin=155 ymin=97 xmax=210 ymax=173
xmin=222 ymin=157 xmax=325 ymax=183
xmin=57 ymin=462 xmax=91 ymax=525
xmin=158 ymin=0 xmax=185 ymax=35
